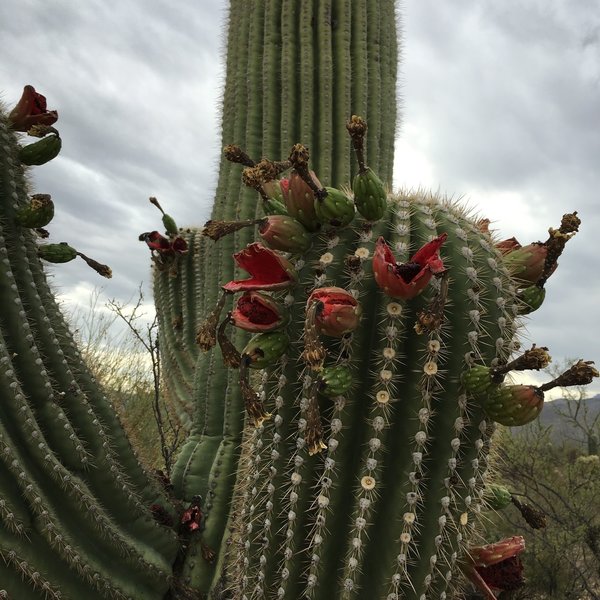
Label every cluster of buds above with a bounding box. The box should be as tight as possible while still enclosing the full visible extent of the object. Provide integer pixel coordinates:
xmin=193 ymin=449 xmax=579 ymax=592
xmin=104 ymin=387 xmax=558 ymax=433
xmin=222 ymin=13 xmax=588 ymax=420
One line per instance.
xmin=463 ymin=346 xmax=598 ymax=426
xmin=485 ymin=212 xmax=581 ymax=314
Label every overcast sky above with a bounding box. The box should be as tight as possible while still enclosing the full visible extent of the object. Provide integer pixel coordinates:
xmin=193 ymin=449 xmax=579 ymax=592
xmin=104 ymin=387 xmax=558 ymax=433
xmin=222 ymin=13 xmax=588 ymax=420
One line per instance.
xmin=1 ymin=0 xmax=599 ymax=398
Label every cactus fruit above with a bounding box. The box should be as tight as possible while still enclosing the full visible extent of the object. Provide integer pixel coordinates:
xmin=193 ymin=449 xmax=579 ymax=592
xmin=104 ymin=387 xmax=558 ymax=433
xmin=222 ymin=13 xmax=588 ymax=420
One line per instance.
xmin=18 ymin=129 xmax=62 ymax=165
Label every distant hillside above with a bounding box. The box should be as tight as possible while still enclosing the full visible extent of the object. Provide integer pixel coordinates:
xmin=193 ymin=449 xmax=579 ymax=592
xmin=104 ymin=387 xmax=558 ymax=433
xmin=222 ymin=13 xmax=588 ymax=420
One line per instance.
xmin=510 ymin=394 xmax=600 ymax=447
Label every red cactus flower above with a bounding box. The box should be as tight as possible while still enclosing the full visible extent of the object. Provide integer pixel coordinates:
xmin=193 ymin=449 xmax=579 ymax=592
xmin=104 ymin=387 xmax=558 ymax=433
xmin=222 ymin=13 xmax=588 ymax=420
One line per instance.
xmin=230 ymin=291 xmax=288 ymax=332
xmin=139 ymin=231 xmax=188 ymax=255
xmin=373 ymin=234 xmax=447 ymax=300
xmin=465 ymin=536 xmax=526 ymax=600
xmin=8 ymin=85 xmax=58 ymax=132
xmin=307 ymin=287 xmax=361 ymax=337
xmin=222 ymin=243 xmax=297 ymax=293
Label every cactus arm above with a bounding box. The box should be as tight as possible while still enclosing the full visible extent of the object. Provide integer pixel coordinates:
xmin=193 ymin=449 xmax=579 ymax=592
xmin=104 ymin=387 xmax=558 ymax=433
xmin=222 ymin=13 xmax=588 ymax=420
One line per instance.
xmin=0 ymin=107 xmax=179 ymax=598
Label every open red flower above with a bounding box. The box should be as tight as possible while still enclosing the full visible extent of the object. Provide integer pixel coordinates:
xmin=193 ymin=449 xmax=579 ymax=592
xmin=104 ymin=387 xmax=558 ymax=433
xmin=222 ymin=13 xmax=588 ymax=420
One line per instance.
xmin=222 ymin=243 xmax=297 ymax=293
xmin=8 ymin=85 xmax=58 ymax=132
xmin=230 ymin=291 xmax=287 ymax=332
xmin=307 ymin=287 xmax=361 ymax=337
xmin=139 ymin=231 xmax=188 ymax=255
xmin=465 ymin=536 xmax=526 ymax=600
xmin=373 ymin=234 xmax=447 ymax=300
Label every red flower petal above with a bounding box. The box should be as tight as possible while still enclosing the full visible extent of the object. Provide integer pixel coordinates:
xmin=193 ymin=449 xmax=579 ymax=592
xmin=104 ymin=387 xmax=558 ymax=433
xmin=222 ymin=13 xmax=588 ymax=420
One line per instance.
xmin=8 ymin=85 xmax=58 ymax=132
xmin=373 ymin=234 xmax=447 ymax=300
xmin=223 ymin=243 xmax=297 ymax=292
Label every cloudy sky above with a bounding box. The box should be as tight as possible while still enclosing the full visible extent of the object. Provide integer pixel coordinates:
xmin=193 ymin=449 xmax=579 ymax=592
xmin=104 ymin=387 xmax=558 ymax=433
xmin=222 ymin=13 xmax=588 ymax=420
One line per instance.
xmin=1 ymin=0 xmax=599 ymax=398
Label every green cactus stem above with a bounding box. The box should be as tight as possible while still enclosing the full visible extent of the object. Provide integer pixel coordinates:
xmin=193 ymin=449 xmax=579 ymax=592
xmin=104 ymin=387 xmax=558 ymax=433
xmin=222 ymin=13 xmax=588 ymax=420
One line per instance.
xmin=0 ymin=107 xmax=179 ymax=598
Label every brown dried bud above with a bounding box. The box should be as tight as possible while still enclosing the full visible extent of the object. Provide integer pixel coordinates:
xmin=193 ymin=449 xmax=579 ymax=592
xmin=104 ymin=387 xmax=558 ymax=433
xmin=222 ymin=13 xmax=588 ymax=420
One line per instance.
xmin=539 ymin=360 xmax=599 ymax=392
xmin=223 ymin=144 xmax=255 ymax=167
xmin=559 ymin=211 xmax=580 ymax=234
xmin=511 ymin=496 xmax=547 ymax=529
xmin=301 ymin=300 xmax=327 ymax=370
xmin=202 ymin=218 xmax=262 ymax=241
xmin=305 ymin=387 xmax=327 ymax=456
xmin=239 ymin=357 xmax=271 ymax=427
xmin=196 ymin=292 xmax=230 ymax=351
xmin=217 ymin=314 xmax=241 ymax=368
xmin=492 ymin=345 xmax=551 ymax=382
xmin=77 ymin=252 xmax=112 ymax=279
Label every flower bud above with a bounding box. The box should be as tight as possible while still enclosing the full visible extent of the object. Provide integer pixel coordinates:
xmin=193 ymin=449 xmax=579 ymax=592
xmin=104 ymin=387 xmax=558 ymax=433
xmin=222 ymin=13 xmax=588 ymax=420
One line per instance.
xmin=483 ymin=484 xmax=513 ymax=511
xmin=319 ymin=365 xmax=353 ymax=397
xmin=283 ymin=170 xmax=321 ymax=231
xmin=15 ymin=194 xmax=54 ymax=228
xmin=352 ymin=167 xmax=387 ymax=222
xmin=38 ymin=242 xmax=77 ymax=264
xmin=314 ymin=187 xmax=356 ymax=229
xmin=307 ymin=287 xmax=361 ymax=338
xmin=462 ymin=365 xmax=494 ymax=397
xmin=230 ymin=291 xmax=288 ymax=333
xmin=518 ymin=285 xmax=546 ymax=314
xmin=19 ymin=132 xmax=62 ymax=166
xmin=483 ymin=384 xmax=544 ymax=426
xmin=242 ymin=331 xmax=290 ymax=369
xmin=258 ymin=215 xmax=312 ymax=254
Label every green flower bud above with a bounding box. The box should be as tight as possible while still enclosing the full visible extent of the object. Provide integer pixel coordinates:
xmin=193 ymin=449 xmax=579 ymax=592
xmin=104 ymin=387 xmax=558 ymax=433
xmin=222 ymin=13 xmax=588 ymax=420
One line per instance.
xmin=319 ymin=365 xmax=353 ymax=397
xmin=352 ymin=167 xmax=387 ymax=221
xmin=15 ymin=194 xmax=54 ymax=228
xmin=483 ymin=484 xmax=513 ymax=511
xmin=38 ymin=242 xmax=77 ymax=264
xmin=518 ymin=285 xmax=546 ymax=314
xmin=242 ymin=331 xmax=289 ymax=369
xmin=462 ymin=365 xmax=494 ymax=397
xmin=19 ymin=133 xmax=62 ymax=166
xmin=162 ymin=214 xmax=179 ymax=236
xmin=314 ymin=187 xmax=356 ymax=229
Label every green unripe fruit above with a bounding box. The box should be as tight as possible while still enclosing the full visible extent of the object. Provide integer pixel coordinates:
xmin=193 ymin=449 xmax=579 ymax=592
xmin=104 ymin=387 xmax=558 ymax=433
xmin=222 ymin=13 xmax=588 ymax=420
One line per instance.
xmin=243 ymin=331 xmax=290 ymax=369
xmin=314 ymin=187 xmax=355 ymax=229
xmin=352 ymin=167 xmax=387 ymax=221
xmin=263 ymin=196 xmax=289 ymax=216
xmin=483 ymin=483 xmax=513 ymax=511
xmin=518 ymin=285 xmax=546 ymax=314
xmin=19 ymin=133 xmax=62 ymax=166
xmin=162 ymin=214 xmax=179 ymax=236
xmin=38 ymin=242 xmax=77 ymax=263
xmin=462 ymin=365 xmax=494 ymax=397
xmin=319 ymin=365 xmax=353 ymax=397
xmin=15 ymin=194 xmax=54 ymax=228
xmin=258 ymin=215 xmax=312 ymax=254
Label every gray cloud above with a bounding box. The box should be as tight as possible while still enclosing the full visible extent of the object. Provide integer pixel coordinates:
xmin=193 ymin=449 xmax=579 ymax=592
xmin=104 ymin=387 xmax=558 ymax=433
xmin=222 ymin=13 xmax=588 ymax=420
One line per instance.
xmin=1 ymin=0 xmax=598 ymax=394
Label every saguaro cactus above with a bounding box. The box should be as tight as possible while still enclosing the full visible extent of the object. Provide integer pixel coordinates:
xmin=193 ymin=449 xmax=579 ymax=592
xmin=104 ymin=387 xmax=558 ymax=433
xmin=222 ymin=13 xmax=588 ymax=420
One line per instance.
xmin=0 ymin=2 xmax=597 ymax=600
